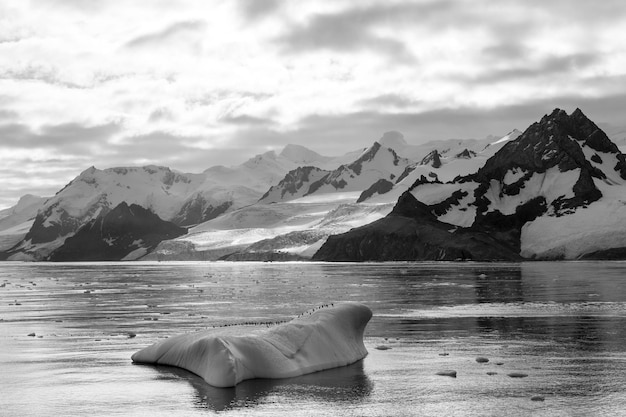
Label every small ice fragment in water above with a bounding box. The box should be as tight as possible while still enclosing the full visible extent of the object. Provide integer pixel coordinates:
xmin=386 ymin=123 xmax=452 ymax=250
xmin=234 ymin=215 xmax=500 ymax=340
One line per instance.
xmin=375 ymin=345 xmax=391 ymax=350
xmin=476 ymin=357 xmax=489 ymax=363
xmin=508 ymin=372 xmax=528 ymax=378
xmin=531 ymin=396 xmax=545 ymax=401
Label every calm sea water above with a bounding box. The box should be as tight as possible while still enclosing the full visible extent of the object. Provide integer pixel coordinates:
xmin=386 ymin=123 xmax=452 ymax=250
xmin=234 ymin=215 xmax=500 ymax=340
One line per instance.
xmin=1 ymin=261 xmax=625 ymax=416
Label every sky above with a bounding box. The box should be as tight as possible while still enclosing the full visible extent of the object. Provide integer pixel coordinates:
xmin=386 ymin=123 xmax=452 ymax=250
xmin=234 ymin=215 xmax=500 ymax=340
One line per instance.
xmin=2 ymin=0 xmax=626 ymax=209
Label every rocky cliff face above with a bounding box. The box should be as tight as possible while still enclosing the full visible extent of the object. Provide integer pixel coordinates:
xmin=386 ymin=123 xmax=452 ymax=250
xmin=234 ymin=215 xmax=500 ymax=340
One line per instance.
xmin=258 ymin=141 xmax=414 ymax=203
xmin=259 ymin=166 xmax=331 ymax=203
xmin=302 ymin=142 xmax=412 ymax=196
xmin=313 ymin=192 xmax=521 ymax=261
xmin=48 ymin=202 xmax=186 ymax=261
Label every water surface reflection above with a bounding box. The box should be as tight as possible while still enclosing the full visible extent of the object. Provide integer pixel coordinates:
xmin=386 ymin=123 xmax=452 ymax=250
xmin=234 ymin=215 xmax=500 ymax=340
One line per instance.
xmin=2 ymin=261 xmax=626 ymax=416
xmin=147 ymin=360 xmax=372 ymax=412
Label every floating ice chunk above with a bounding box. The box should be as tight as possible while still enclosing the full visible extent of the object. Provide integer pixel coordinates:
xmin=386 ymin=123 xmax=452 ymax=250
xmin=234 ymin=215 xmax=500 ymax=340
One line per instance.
xmin=131 ymin=302 xmax=372 ymax=388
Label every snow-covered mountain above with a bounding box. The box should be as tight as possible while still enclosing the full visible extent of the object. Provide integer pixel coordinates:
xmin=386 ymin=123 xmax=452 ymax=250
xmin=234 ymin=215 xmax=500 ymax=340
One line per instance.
xmin=260 ymin=141 xmax=414 ymax=203
xmin=0 ymin=194 xmax=47 ymax=252
xmin=8 ymin=109 xmax=619 ymax=262
xmin=357 ymin=129 xmax=523 ymax=205
xmin=147 ymin=191 xmax=394 ymax=261
xmin=259 ymin=166 xmax=332 ymax=203
xmin=315 ymin=109 xmax=626 ymax=261
xmin=3 ymin=145 xmax=331 ymax=261
xmin=378 ymin=129 xmax=519 ymax=163
xmin=48 ymin=202 xmax=187 ymax=261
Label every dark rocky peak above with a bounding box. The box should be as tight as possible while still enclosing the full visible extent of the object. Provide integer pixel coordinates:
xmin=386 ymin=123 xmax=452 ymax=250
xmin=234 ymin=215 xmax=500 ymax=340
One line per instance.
xmin=259 ymin=166 xmax=330 ymax=201
xmin=476 ymin=108 xmax=615 ymax=183
xmin=390 ymin=191 xmax=438 ymax=221
xmin=455 ymin=149 xmax=477 ymax=159
xmin=356 ymin=179 xmax=394 ymax=203
xmin=48 ymin=202 xmax=186 ymax=261
xmin=351 ymin=141 xmax=382 ymax=166
xmin=570 ymin=108 xmax=624 ymax=155
xmin=172 ymin=194 xmax=232 ymax=226
xmin=409 ymin=174 xmax=442 ymax=191
xmin=347 ymin=141 xmax=401 ymax=175
xmin=420 ymin=150 xmax=442 ymax=168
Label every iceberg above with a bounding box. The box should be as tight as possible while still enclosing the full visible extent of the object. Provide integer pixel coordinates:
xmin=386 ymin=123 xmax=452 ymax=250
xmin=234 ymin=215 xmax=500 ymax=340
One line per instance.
xmin=131 ymin=302 xmax=372 ymax=388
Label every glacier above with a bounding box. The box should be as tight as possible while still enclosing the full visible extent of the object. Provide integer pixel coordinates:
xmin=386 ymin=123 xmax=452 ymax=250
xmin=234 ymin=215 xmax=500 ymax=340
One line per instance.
xmin=131 ymin=302 xmax=372 ymax=388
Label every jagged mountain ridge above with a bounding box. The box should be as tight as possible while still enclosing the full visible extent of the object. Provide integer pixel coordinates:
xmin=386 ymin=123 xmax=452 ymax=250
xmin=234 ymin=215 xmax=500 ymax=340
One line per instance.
xmin=260 ymin=141 xmax=414 ymax=203
xmin=314 ymin=108 xmax=626 ymax=261
xmin=3 ymin=140 xmax=410 ymax=260
xmin=4 ymin=147 xmax=321 ymax=260
xmin=6 ymin=108 xmax=624 ymax=262
xmin=154 ymin=131 xmax=523 ymax=261
xmin=357 ymin=129 xmax=523 ymax=206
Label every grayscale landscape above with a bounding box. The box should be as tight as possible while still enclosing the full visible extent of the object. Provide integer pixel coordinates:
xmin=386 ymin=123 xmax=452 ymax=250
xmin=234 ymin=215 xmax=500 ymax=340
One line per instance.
xmin=2 ymin=1 xmax=626 ymax=416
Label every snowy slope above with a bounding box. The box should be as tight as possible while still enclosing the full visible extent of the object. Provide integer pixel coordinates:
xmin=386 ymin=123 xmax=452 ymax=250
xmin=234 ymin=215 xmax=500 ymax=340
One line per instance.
xmin=403 ymin=108 xmax=626 ymax=259
xmin=259 ymin=166 xmax=332 ymax=203
xmin=6 ymin=143 xmax=335 ymax=260
xmin=149 ymin=191 xmax=393 ymax=260
xmin=362 ymin=130 xmax=522 ymax=206
xmin=0 ymin=194 xmax=47 ymax=251
xmin=381 ymin=129 xmax=520 ymax=163
xmin=152 ymin=133 xmax=532 ymax=260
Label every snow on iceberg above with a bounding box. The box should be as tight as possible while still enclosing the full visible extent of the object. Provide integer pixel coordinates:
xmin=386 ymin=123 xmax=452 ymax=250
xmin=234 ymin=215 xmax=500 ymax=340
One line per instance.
xmin=131 ymin=302 xmax=372 ymax=388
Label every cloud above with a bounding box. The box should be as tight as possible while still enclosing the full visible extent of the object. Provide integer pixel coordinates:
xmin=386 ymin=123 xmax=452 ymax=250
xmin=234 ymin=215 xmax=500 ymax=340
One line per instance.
xmin=471 ymin=52 xmax=602 ymax=84
xmin=148 ymin=107 xmax=175 ymax=123
xmin=0 ymin=65 xmax=86 ymax=89
xmin=238 ymin=0 xmax=282 ymax=20
xmin=482 ymin=42 xmax=530 ymax=61
xmin=0 ymin=109 xmax=18 ymax=120
xmin=250 ymin=92 xmax=626 ymax=157
xmin=221 ymin=114 xmax=275 ymax=126
xmin=275 ymin=4 xmax=425 ymax=62
xmin=358 ymin=93 xmax=421 ymax=109
xmin=0 ymin=122 xmax=121 ymax=154
xmin=125 ymin=20 xmax=207 ymax=49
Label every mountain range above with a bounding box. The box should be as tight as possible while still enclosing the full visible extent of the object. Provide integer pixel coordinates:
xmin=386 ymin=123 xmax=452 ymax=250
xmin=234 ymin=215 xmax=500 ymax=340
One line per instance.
xmin=2 ymin=108 xmax=626 ymax=261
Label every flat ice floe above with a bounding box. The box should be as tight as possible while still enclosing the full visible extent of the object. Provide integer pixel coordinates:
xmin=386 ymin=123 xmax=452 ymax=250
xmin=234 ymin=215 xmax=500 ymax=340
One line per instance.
xmin=132 ymin=302 xmax=372 ymax=387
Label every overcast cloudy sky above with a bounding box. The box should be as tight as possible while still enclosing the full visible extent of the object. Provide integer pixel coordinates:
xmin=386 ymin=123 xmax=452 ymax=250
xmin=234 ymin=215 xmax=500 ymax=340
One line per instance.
xmin=2 ymin=0 xmax=626 ymax=209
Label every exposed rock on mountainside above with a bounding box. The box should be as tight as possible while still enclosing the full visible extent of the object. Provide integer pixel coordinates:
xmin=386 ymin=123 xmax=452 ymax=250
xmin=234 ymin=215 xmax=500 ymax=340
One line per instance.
xmin=262 ymin=141 xmax=413 ymax=203
xmin=5 ymin=146 xmax=310 ymax=260
xmin=260 ymin=166 xmax=331 ymax=203
xmin=357 ymin=179 xmax=394 ymax=203
xmin=48 ymin=202 xmax=186 ymax=261
xmin=420 ymin=150 xmax=442 ymax=168
xmin=0 ymin=195 xmax=46 ymax=250
xmin=315 ymin=108 xmax=626 ymax=261
xmin=171 ymin=194 xmax=233 ymax=226
xmin=313 ymin=192 xmax=521 ymax=261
